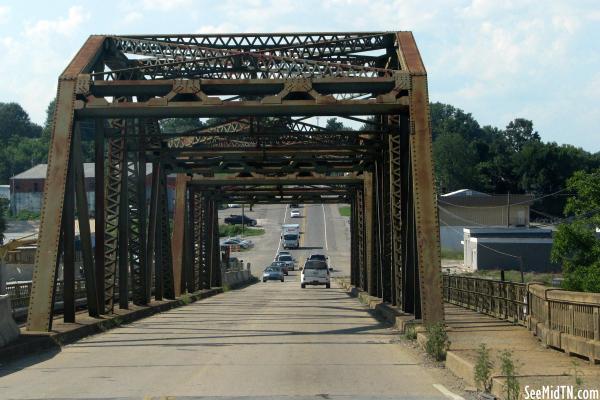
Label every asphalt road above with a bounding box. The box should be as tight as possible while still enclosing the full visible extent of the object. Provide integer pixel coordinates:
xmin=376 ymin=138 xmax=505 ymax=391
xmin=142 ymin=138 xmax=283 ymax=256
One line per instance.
xmin=0 ymin=204 xmax=465 ymax=400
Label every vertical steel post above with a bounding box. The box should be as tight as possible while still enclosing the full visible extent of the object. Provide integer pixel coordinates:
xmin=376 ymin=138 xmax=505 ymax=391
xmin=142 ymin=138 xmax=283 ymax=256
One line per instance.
xmin=118 ymin=121 xmax=129 ymax=309
xmin=159 ymin=167 xmax=175 ymax=298
xmin=363 ymin=172 xmax=376 ymax=296
xmin=72 ymin=124 xmax=99 ymax=318
xmin=94 ymin=119 xmax=105 ymax=310
xmin=171 ymin=174 xmax=188 ymax=296
xmin=397 ymin=32 xmax=444 ymax=323
xmin=148 ymin=161 xmax=160 ymax=300
xmin=62 ymin=154 xmax=75 ymax=323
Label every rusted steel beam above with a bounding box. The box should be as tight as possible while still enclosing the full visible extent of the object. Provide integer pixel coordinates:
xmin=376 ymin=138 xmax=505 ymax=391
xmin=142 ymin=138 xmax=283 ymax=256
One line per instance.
xmin=27 ymin=35 xmax=106 ymax=331
xmin=94 ymin=120 xmax=105 ymax=311
xmin=397 ymin=31 xmax=444 ymax=324
xmin=62 ymin=156 xmax=75 ymax=323
xmin=73 ymin=125 xmax=100 ymax=318
xmin=171 ymin=174 xmax=189 ymax=297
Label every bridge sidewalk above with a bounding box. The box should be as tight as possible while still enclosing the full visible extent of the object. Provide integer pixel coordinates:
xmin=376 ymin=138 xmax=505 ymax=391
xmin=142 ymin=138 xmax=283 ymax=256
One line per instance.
xmin=444 ymin=304 xmax=600 ymax=396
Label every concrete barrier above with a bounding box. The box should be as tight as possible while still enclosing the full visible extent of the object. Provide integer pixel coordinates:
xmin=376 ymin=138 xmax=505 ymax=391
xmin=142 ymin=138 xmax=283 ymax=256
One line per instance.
xmin=0 ymin=294 xmax=20 ymax=347
xmin=222 ymin=269 xmax=252 ymax=287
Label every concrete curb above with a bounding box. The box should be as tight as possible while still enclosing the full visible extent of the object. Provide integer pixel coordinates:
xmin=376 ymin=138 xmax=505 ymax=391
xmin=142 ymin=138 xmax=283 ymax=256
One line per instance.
xmin=1 ymin=277 xmax=257 ymax=364
xmin=335 ymin=278 xmax=416 ymax=331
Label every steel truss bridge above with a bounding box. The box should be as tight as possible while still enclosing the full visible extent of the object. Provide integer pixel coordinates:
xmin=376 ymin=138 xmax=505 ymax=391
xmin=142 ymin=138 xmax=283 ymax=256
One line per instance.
xmin=27 ymin=31 xmax=443 ymax=331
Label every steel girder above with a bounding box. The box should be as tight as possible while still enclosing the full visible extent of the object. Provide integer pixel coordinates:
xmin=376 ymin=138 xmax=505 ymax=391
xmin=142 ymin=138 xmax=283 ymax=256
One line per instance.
xmin=27 ymin=31 xmax=443 ymax=332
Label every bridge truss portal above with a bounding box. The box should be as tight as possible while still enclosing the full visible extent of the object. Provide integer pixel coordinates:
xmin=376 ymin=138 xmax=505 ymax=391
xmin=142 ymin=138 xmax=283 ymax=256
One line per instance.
xmin=27 ymin=31 xmax=443 ymax=331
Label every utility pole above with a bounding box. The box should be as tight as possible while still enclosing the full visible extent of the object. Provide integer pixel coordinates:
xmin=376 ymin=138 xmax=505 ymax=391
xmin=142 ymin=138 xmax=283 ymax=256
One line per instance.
xmin=241 ymin=203 xmax=245 ymax=238
xmin=506 ymin=191 xmax=511 ymax=228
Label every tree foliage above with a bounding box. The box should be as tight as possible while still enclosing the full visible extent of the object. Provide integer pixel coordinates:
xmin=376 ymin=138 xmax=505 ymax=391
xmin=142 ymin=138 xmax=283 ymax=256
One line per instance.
xmin=551 ymin=170 xmax=600 ymax=292
xmin=430 ymin=102 xmax=599 ymax=216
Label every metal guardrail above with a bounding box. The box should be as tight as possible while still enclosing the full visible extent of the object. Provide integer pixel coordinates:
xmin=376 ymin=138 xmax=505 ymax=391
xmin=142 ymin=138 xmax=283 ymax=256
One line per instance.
xmin=443 ymin=274 xmax=528 ymax=325
xmin=6 ymin=279 xmax=87 ymax=311
xmin=443 ymin=274 xmax=600 ymax=363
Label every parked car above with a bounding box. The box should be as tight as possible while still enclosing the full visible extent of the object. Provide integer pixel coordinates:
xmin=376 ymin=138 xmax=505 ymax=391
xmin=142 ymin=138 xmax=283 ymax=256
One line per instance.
xmin=263 ymin=266 xmax=284 ymax=282
xmin=301 ymin=260 xmax=330 ymax=289
xmin=227 ymin=204 xmax=241 ymax=208
xmin=221 ymin=237 xmax=254 ymax=248
xmin=275 ymin=254 xmax=295 ymax=271
xmin=270 ymin=261 xmax=288 ymax=275
xmin=224 ymin=214 xmax=257 ymax=226
xmin=290 ymin=209 xmax=301 ymax=218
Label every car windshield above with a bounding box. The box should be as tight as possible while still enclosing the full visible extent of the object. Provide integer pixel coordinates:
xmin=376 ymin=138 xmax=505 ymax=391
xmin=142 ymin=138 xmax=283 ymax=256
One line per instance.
xmin=278 ymin=255 xmax=292 ymax=261
xmin=283 ymin=234 xmax=297 ymax=240
xmin=304 ymin=261 xmax=328 ymax=270
xmin=310 ymin=255 xmax=326 ymax=261
xmin=265 ymin=267 xmax=278 ymax=272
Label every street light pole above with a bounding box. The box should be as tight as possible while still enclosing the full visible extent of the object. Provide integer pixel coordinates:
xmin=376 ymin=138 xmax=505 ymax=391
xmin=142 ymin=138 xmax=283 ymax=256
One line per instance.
xmin=241 ymin=203 xmax=245 ymax=238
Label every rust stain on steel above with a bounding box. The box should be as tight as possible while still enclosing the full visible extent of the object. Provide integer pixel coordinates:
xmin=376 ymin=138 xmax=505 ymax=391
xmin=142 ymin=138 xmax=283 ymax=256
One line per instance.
xmin=61 ymin=36 xmax=106 ymax=79
xmin=397 ymin=32 xmax=444 ymax=324
xmin=171 ymin=173 xmax=189 ymax=297
xmin=27 ymin=36 xmax=107 ymax=332
xmin=27 ymin=80 xmax=78 ymax=331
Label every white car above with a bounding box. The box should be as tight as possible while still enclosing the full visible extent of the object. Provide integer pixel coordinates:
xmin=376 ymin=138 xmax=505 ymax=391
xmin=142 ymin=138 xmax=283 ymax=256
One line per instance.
xmin=301 ymin=260 xmax=330 ymax=289
xmin=227 ymin=204 xmax=241 ymax=208
xmin=290 ymin=209 xmax=301 ymax=218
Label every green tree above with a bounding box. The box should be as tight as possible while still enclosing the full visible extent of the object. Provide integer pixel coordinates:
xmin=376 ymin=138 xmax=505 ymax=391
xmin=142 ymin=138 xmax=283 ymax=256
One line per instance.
xmin=551 ymin=169 xmax=600 ymax=292
xmin=325 ymin=117 xmax=349 ymax=131
xmin=433 ymin=132 xmax=482 ymax=192
xmin=503 ymin=118 xmax=540 ymax=152
xmin=160 ymin=117 xmax=204 ymax=133
xmin=0 ymin=102 xmax=42 ymax=141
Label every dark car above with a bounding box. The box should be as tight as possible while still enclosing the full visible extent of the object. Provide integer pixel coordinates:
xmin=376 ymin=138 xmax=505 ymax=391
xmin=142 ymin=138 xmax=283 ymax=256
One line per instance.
xmin=271 ymin=261 xmax=288 ymax=275
xmin=308 ymin=254 xmax=328 ymax=263
xmin=224 ymin=214 xmax=257 ymax=226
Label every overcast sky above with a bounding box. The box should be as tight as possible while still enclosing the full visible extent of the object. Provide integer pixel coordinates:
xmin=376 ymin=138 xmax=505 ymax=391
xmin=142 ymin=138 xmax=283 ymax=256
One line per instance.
xmin=0 ymin=0 xmax=598 ymax=151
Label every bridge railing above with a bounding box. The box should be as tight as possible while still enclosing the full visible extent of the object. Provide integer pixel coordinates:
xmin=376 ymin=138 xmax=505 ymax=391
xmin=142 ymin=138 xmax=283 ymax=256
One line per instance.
xmin=6 ymin=279 xmax=87 ymax=312
xmin=442 ymin=274 xmax=528 ymax=325
xmin=443 ymin=274 xmax=600 ymax=363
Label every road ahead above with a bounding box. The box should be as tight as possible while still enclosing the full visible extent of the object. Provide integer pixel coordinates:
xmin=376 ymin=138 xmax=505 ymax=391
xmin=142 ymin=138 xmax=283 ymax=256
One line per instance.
xmin=0 ymin=204 xmax=464 ymax=400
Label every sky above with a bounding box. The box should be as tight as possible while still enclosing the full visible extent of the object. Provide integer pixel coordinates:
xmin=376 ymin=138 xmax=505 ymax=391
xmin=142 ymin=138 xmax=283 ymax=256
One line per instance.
xmin=0 ymin=0 xmax=599 ymax=151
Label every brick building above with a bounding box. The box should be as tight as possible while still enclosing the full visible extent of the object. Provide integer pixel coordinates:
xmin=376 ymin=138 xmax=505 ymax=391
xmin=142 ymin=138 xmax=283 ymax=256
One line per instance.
xmin=10 ymin=163 xmax=176 ymax=215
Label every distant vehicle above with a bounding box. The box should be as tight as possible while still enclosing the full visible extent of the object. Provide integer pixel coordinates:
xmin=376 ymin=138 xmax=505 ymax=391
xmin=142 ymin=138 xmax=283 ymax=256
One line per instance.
xmin=308 ymin=254 xmax=328 ymax=262
xmin=277 ymin=250 xmax=292 ymax=258
xmin=221 ymin=237 xmax=254 ymax=249
xmin=301 ymin=260 xmax=330 ymax=288
xmin=281 ymin=223 xmax=300 ymax=234
xmin=275 ymin=254 xmax=295 ymax=271
xmin=270 ymin=261 xmax=288 ymax=276
xmin=227 ymin=204 xmax=241 ymax=208
xmin=290 ymin=209 xmax=301 ymax=218
xmin=290 ymin=203 xmax=300 ymax=208
xmin=282 ymin=232 xmax=299 ymax=249
xmin=224 ymin=214 xmax=257 ymax=226
xmin=263 ymin=266 xmax=284 ymax=282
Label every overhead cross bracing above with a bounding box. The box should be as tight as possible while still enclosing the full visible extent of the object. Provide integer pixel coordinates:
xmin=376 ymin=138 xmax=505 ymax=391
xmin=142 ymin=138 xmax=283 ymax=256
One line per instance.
xmin=26 ymin=31 xmax=443 ymax=332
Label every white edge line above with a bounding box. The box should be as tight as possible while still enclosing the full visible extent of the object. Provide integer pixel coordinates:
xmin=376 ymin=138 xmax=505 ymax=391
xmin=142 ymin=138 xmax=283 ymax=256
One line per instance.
xmin=322 ymin=204 xmax=328 ymax=251
xmin=433 ymin=384 xmax=465 ymax=400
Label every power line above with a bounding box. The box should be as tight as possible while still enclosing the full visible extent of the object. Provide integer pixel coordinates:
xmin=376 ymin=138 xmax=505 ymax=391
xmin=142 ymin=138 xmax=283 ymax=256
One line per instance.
xmin=438 ymin=187 xmax=571 ymax=209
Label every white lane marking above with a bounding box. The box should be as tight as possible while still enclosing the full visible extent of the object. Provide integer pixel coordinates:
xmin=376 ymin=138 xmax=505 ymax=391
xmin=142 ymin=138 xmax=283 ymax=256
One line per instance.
xmin=321 ymin=204 xmax=329 ymax=251
xmin=433 ymin=384 xmax=465 ymax=400
xmin=274 ymin=204 xmax=289 ymax=259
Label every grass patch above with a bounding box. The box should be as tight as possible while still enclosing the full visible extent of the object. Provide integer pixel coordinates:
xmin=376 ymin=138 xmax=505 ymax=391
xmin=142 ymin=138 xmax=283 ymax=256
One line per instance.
xmin=219 ymin=224 xmax=265 ymax=238
xmin=462 ymin=269 xmax=558 ymax=285
xmin=441 ymin=248 xmax=463 ymax=260
xmin=338 ymin=206 xmax=351 ymax=217
xmin=11 ymin=210 xmax=40 ymax=221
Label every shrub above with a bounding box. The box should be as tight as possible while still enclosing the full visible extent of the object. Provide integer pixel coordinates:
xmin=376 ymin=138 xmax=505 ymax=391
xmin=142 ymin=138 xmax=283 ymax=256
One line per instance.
xmin=499 ymin=350 xmax=519 ymax=400
xmin=404 ymin=324 xmax=417 ymax=340
xmin=474 ymin=343 xmax=494 ymax=392
xmin=425 ymin=322 xmax=450 ymax=361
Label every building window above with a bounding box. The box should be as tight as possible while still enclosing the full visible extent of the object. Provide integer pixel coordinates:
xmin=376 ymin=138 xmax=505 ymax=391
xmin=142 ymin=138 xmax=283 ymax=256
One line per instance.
xmin=33 ymin=183 xmax=39 ymax=192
